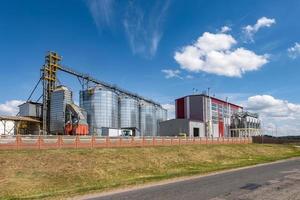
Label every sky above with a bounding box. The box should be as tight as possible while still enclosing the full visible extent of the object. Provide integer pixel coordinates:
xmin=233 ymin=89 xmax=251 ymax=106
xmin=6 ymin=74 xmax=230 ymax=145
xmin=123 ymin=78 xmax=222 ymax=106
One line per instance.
xmin=0 ymin=0 xmax=300 ymax=136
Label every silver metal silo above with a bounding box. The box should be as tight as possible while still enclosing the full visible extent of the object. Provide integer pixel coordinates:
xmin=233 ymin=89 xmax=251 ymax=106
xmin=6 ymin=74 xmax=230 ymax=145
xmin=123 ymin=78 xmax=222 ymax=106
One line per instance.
xmin=156 ymin=107 xmax=167 ymax=135
xmin=140 ymin=101 xmax=156 ymax=137
xmin=50 ymin=86 xmax=72 ymax=134
xmin=80 ymin=86 xmax=119 ymax=135
xmin=120 ymin=96 xmax=139 ymax=129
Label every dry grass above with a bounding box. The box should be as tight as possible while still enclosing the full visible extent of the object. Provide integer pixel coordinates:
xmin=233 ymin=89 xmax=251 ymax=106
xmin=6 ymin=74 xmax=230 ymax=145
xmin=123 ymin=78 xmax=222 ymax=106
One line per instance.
xmin=0 ymin=144 xmax=299 ymax=199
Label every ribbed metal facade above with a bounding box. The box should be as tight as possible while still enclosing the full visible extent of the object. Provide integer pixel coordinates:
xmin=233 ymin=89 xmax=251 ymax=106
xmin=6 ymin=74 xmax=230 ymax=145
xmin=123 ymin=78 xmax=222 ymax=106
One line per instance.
xmin=19 ymin=102 xmax=42 ymax=118
xmin=120 ymin=96 xmax=139 ymax=129
xmin=50 ymin=86 xmax=72 ymax=134
xmin=140 ymin=102 xmax=157 ymax=136
xmin=80 ymin=87 xmax=119 ymax=135
xmin=79 ymin=86 xmax=167 ymax=136
xmin=156 ymin=107 xmax=167 ymax=133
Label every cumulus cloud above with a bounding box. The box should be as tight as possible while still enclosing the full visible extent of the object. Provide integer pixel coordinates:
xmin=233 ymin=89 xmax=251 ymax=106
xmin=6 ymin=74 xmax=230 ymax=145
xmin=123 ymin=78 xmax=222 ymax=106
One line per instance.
xmin=246 ymin=95 xmax=300 ymax=118
xmin=243 ymin=17 xmax=276 ymax=42
xmin=161 ymin=69 xmax=182 ymax=79
xmin=162 ymin=103 xmax=175 ymax=119
xmin=86 ymin=0 xmax=115 ymax=29
xmin=220 ymin=26 xmax=231 ymax=33
xmin=0 ymin=100 xmax=24 ymax=116
xmin=174 ymin=32 xmax=269 ymax=77
xmin=288 ymin=42 xmax=300 ymax=59
xmin=245 ymin=95 xmax=300 ymax=136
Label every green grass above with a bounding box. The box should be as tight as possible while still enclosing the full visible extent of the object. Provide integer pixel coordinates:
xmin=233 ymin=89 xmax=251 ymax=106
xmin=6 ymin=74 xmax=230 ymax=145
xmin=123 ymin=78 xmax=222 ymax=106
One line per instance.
xmin=0 ymin=144 xmax=300 ymax=199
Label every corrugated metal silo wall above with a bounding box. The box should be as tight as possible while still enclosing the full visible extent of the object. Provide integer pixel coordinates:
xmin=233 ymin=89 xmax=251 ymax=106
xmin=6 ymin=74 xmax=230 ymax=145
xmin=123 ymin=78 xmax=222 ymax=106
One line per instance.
xmin=120 ymin=96 xmax=139 ymax=129
xmin=50 ymin=87 xmax=72 ymax=134
xmin=140 ymin=102 xmax=157 ymax=137
xmin=80 ymin=87 xmax=119 ymax=136
xmin=156 ymin=107 xmax=167 ymax=134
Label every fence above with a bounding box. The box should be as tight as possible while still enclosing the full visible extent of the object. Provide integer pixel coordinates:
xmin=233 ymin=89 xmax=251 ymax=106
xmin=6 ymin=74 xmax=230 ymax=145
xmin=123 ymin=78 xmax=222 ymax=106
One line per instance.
xmin=252 ymin=136 xmax=300 ymax=144
xmin=0 ymin=135 xmax=252 ymax=150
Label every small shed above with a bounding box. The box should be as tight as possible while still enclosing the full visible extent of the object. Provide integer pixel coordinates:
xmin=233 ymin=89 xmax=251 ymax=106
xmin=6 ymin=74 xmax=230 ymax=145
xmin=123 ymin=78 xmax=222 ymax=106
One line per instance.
xmin=19 ymin=101 xmax=42 ymax=118
xmin=0 ymin=116 xmax=41 ymax=135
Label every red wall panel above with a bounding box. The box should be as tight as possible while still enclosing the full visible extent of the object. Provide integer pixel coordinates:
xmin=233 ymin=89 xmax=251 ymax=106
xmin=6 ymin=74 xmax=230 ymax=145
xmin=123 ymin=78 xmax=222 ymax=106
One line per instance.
xmin=176 ymin=98 xmax=185 ymax=119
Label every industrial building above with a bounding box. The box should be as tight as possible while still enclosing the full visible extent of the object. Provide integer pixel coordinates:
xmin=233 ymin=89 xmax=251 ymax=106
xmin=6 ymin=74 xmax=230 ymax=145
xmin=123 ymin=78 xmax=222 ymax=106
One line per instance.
xmin=0 ymin=52 xmax=167 ymax=136
xmin=159 ymin=94 xmax=260 ymax=137
xmin=0 ymin=115 xmax=41 ymax=135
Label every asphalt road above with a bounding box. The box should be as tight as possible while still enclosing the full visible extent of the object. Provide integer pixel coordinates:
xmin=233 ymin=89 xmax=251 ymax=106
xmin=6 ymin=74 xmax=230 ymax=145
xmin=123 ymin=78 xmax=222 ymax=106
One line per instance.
xmin=84 ymin=158 xmax=300 ymax=200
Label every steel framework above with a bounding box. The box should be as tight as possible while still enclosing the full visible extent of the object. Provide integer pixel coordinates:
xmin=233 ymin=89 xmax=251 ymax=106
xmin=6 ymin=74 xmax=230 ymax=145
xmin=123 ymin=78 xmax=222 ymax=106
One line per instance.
xmin=41 ymin=52 xmax=61 ymax=134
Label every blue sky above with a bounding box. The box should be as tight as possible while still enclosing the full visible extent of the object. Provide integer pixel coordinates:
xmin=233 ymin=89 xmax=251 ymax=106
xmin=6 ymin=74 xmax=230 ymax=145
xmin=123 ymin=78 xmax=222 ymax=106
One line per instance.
xmin=0 ymin=0 xmax=300 ymax=135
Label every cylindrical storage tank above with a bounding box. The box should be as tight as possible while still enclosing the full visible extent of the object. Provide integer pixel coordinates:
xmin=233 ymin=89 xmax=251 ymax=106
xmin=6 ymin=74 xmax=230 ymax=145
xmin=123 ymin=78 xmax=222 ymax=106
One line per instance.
xmin=50 ymin=86 xmax=72 ymax=134
xmin=120 ymin=96 xmax=139 ymax=129
xmin=156 ymin=107 xmax=167 ymax=134
xmin=156 ymin=107 xmax=167 ymax=123
xmin=140 ymin=102 xmax=156 ymax=137
xmin=80 ymin=86 xmax=119 ymax=135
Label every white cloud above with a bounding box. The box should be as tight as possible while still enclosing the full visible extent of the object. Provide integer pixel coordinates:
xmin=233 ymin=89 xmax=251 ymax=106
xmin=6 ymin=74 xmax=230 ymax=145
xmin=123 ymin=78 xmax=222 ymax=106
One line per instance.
xmin=161 ymin=69 xmax=182 ymax=79
xmin=86 ymin=0 xmax=170 ymax=57
xmin=220 ymin=26 xmax=231 ymax=33
xmin=245 ymin=95 xmax=300 ymax=136
xmin=243 ymin=17 xmax=276 ymax=42
xmin=174 ymin=32 xmax=269 ymax=77
xmin=86 ymin=0 xmax=115 ymax=29
xmin=123 ymin=0 xmax=170 ymax=57
xmin=288 ymin=42 xmax=300 ymax=59
xmin=246 ymin=95 xmax=300 ymax=118
xmin=0 ymin=100 xmax=24 ymax=116
xmin=162 ymin=103 xmax=175 ymax=119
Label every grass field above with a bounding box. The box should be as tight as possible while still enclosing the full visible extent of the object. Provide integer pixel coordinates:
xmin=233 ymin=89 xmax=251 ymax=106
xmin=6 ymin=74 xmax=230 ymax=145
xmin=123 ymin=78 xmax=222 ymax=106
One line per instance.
xmin=0 ymin=144 xmax=300 ymax=199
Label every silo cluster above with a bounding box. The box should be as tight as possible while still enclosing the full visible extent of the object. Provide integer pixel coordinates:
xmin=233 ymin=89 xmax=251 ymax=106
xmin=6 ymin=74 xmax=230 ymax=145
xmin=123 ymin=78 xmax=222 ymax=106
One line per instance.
xmin=80 ymin=86 xmax=167 ymax=136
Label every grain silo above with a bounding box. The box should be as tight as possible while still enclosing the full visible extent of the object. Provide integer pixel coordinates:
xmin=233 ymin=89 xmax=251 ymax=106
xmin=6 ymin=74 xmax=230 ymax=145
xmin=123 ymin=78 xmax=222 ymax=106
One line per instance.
xmin=50 ymin=86 xmax=72 ymax=134
xmin=140 ymin=101 xmax=156 ymax=136
xmin=156 ymin=107 xmax=167 ymax=133
xmin=80 ymin=86 xmax=119 ymax=135
xmin=120 ymin=95 xmax=139 ymax=129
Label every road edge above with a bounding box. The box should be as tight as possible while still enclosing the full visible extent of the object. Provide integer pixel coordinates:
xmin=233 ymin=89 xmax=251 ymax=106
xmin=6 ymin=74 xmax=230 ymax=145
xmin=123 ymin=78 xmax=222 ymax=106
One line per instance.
xmin=71 ymin=156 xmax=300 ymax=200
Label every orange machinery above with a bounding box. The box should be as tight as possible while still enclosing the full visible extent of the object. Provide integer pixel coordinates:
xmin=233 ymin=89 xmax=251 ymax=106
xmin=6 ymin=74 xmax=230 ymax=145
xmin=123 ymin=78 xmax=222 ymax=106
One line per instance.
xmin=65 ymin=103 xmax=89 ymax=135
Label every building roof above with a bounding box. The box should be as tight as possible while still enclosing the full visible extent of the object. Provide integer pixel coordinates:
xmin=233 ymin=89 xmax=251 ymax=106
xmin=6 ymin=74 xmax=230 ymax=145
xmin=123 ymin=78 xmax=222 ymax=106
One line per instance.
xmin=160 ymin=118 xmax=203 ymax=123
xmin=18 ymin=101 xmax=42 ymax=107
xmin=176 ymin=94 xmax=243 ymax=109
xmin=0 ymin=116 xmax=41 ymax=123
